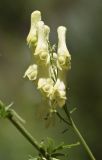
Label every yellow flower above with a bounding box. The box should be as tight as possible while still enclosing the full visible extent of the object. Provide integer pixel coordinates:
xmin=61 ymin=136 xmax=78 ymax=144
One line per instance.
xmin=57 ymin=26 xmax=71 ymax=70
xmin=24 ymin=64 xmax=38 ymax=81
xmin=50 ymin=79 xmax=66 ymax=107
xmin=25 ymin=11 xmax=71 ymax=109
xmin=37 ymin=78 xmax=47 ymax=89
xmin=34 ymin=21 xmax=50 ymax=65
xmin=38 ymin=78 xmax=54 ymax=98
xmin=27 ymin=10 xmax=41 ymax=48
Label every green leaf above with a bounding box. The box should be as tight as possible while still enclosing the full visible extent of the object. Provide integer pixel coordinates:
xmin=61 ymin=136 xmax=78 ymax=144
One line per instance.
xmin=29 ymin=158 xmax=38 ymax=160
xmin=51 ymin=152 xmax=65 ymax=157
xmin=0 ymin=101 xmax=7 ymax=118
xmin=52 ymin=142 xmax=64 ymax=153
xmin=28 ymin=155 xmax=39 ymax=160
xmin=47 ymin=137 xmax=55 ymax=153
xmin=0 ymin=101 xmax=12 ymax=118
xmin=51 ymin=158 xmax=60 ymax=160
xmin=70 ymin=107 xmax=77 ymax=114
xmin=0 ymin=100 xmax=4 ymax=107
xmin=63 ymin=142 xmax=80 ymax=149
xmin=40 ymin=140 xmax=47 ymax=152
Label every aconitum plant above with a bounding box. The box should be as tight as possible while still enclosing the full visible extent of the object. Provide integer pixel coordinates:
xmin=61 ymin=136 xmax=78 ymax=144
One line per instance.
xmin=24 ymin=10 xmax=71 ymax=109
xmin=0 ymin=10 xmax=95 ymax=160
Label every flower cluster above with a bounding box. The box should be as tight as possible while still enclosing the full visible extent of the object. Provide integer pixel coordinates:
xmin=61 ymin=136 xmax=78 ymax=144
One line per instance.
xmin=24 ymin=10 xmax=71 ymax=108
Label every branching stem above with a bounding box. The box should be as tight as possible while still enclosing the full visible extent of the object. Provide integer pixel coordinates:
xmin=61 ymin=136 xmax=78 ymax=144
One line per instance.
xmin=56 ymin=111 xmax=71 ymax=125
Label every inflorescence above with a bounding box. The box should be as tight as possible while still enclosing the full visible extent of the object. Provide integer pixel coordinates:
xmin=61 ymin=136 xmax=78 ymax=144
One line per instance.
xmin=24 ymin=10 xmax=71 ymax=109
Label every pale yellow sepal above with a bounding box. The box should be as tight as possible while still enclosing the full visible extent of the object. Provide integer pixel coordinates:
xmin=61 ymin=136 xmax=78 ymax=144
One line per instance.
xmin=57 ymin=26 xmax=71 ymax=70
xmin=50 ymin=79 xmax=66 ymax=107
xmin=34 ymin=21 xmax=50 ymax=65
xmin=24 ymin=64 xmax=38 ymax=81
xmin=38 ymin=78 xmax=54 ymax=98
xmin=27 ymin=10 xmax=41 ymax=48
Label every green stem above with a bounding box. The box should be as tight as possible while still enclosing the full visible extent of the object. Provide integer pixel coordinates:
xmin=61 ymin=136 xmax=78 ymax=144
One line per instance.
xmin=70 ymin=117 xmax=96 ymax=160
xmin=56 ymin=111 xmax=71 ymax=125
xmin=8 ymin=115 xmax=40 ymax=151
xmin=7 ymin=111 xmax=47 ymax=158
xmin=63 ymin=105 xmax=96 ymax=160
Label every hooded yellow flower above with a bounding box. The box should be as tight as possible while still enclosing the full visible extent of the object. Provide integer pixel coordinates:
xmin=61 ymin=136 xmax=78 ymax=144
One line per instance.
xmin=27 ymin=10 xmax=41 ymax=48
xmin=57 ymin=26 xmax=71 ymax=70
xmin=24 ymin=64 xmax=38 ymax=81
xmin=34 ymin=21 xmax=50 ymax=65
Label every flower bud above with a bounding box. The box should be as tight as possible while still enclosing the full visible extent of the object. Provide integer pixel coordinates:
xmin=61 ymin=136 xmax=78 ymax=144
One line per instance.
xmin=34 ymin=21 xmax=49 ymax=64
xmin=27 ymin=10 xmax=41 ymax=48
xmin=24 ymin=64 xmax=38 ymax=81
xmin=57 ymin=26 xmax=71 ymax=70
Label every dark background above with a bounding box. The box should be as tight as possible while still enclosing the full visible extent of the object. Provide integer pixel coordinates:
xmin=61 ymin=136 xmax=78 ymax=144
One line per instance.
xmin=0 ymin=0 xmax=102 ymax=159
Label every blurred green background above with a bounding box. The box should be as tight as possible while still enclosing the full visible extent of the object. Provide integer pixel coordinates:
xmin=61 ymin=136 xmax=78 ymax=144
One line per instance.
xmin=0 ymin=0 xmax=102 ymax=159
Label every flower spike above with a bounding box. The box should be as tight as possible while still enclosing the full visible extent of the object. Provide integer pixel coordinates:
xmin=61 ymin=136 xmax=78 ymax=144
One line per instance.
xmin=25 ymin=11 xmax=71 ymax=108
